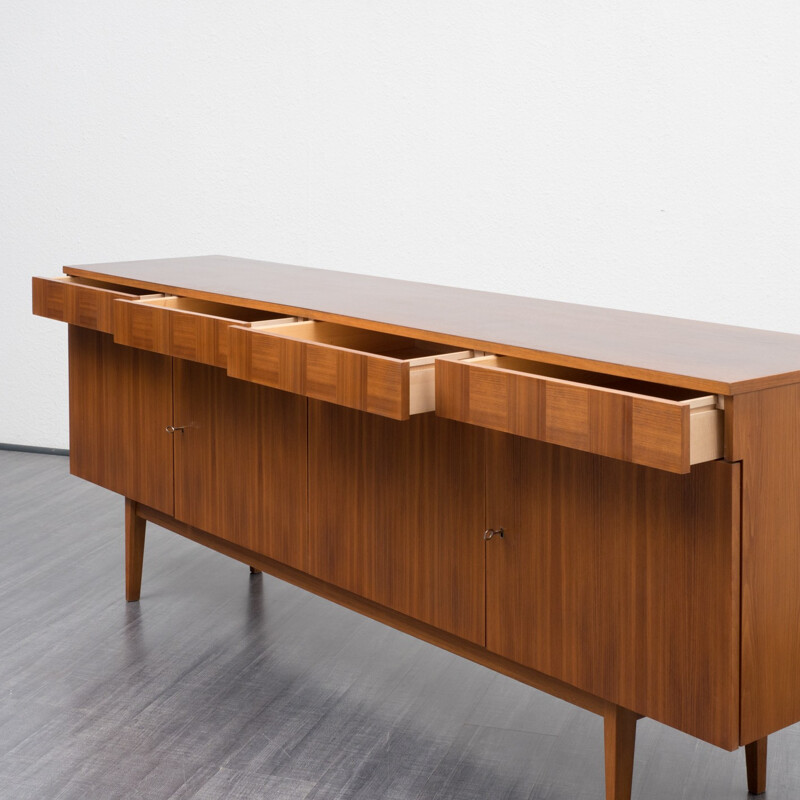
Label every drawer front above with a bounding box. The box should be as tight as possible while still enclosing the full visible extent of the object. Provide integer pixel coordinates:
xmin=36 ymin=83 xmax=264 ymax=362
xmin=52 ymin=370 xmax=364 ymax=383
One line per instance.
xmin=32 ymin=277 xmax=147 ymax=334
xmin=113 ymin=298 xmax=274 ymax=369
xmin=228 ymin=326 xmax=411 ymax=419
xmin=114 ymin=299 xmax=172 ymax=357
xmin=436 ymin=358 xmax=718 ymax=473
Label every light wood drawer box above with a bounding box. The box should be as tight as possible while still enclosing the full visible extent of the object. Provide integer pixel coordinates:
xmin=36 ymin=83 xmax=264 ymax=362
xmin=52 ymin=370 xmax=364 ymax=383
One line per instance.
xmin=228 ymin=320 xmax=473 ymax=420
xmin=32 ymin=276 xmax=159 ymax=334
xmin=435 ymin=355 xmax=723 ymax=473
xmin=113 ymin=296 xmax=298 ymax=369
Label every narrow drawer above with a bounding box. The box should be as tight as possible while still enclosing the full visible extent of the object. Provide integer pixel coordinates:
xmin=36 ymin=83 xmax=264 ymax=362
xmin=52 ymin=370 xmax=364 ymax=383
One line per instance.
xmin=435 ymin=355 xmax=723 ymax=473
xmin=228 ymin=320 xmax=473 ymax=420
xmin=32 ymin=276 xmax=159 ymax=334
xmin=113 ymin=296 xmax=298 ymax=369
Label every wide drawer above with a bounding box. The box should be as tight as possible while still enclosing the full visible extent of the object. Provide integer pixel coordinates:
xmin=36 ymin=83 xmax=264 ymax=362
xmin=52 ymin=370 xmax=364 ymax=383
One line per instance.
xmin=113 ymin=296 xmax=298 ymax=369
xmin=32 ymin=276 xmax=159 ymax=334
xmin=435 ymin=355 xmax=723 ymax=473
xmin=228 ymin=320 xmax=473 ymax=420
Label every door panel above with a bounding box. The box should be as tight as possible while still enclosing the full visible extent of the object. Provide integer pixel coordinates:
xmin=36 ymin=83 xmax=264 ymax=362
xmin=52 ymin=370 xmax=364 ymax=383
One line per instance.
xmin=173 ymin=360 xmax=308 ymax=570
xmin=486 ymin=432 xmax=741 ymax=750
xmin=68 ymin=326 xmax=174 ymax=514
xmin=308 ymin=400 xmax=485 ymax=644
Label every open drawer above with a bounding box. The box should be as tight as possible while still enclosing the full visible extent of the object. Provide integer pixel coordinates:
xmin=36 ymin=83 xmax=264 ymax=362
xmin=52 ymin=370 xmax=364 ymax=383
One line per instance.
xmin=32 ymin=276 xmax=160 ymax=334
xmin=228 ymin=320 xmax=473 ymax=420
xmin=435 ymin=355 xmax=723 ymax=473
xmin=113 ymin=296 xmax=299 ymax=369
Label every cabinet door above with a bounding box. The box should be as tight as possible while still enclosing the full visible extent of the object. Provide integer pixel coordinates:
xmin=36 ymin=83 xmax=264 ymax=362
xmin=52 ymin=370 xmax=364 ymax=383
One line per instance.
xmin=308 ymin=401 xmax=486 ymax=644
xmin=486 ymin=432 xmax=741 ymax=750
xmin=69 ymin=326 xmax=174 ymax=514
xmin=172 ymin=360 xmax=308 ymax=571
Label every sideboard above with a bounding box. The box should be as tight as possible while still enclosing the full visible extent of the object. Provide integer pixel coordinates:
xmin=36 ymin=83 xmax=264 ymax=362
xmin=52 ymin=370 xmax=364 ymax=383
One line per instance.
xmin=32 ymin=255 xmax=800 ymax=799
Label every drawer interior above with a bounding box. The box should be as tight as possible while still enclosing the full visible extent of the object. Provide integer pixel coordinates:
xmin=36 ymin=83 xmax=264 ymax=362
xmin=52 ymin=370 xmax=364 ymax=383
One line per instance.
xmin=264 ymin=320 xmax=473 ymax=365
xmin=469 ymin=355 xmax=719 ymax=408
xmin=134 ymin=295 xmax=295 ymax=325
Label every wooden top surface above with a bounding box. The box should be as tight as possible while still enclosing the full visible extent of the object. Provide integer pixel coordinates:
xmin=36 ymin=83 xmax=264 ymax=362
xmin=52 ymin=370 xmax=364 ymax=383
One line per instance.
xmin=63 ymin=254 xmax=800 ymax=395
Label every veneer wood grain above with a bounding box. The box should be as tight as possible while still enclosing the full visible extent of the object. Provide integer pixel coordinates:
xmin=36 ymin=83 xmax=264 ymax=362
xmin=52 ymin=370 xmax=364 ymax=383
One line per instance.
xmin=135 ymin=501 xmax=614 ymax=719
xmin=228 ymin=325 xmax=410 ymax=418
xmin=62 ymin=254 xmax=800 ymax=394
xmin=436 ymin=355 xmax=721 ymax=473
xmin=172 ymin=360 xmax=308 ymax=571
xmin=113 ymin=295 xmax=291 ymax=369
xmin=485 ymin=432 xmax=741 ymax=750
xmin=32 ymin=276 xmax=155 ymax=334
xmin=307 ymin=400 xmax=485 ymax=644
xmin=228 ymin=322 xmax=469 ymax=419
xmin=729 ymin=384 xmax=800 ymax=746
xmin=68 ymin=326 xmax=174 ymax=514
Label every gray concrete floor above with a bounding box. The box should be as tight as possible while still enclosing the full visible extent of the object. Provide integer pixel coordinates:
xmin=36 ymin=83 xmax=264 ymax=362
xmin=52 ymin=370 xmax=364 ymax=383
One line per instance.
xmin=1 ymin=450 xmax=799 ymax=799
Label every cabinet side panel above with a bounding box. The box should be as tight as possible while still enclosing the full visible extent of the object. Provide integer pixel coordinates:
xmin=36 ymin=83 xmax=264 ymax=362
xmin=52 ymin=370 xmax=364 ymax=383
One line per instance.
xmin=308 ymin=401 xmax=485 ymax=644
xmin=172 ymin=360 xmax=308 ymax=571
xmin=733 ymin=385 xmax=800 ymax=744
xmin=486 ymin=432 xmax=740 ymax=749
xmin=68 ymin=326 xmax=174 ymax=514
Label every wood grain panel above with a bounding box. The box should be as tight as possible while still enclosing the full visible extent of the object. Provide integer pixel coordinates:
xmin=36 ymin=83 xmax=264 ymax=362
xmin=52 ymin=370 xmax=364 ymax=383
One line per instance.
xmin=136 ymin=500 xmax=612 ymax=718
xmin=168 ymin=310 xmax=223 ymax=366
xmin=229 ymin=325 xmax=305 ymax=393
xmin=115 ymin=297 xmax=294 ymax=369
xmin=436 ymin=358 xmax=694 ymax=473
xmin=61 ymin=254 xmax=800 ymax=394
xmin=113 ymin=298 xmax=171 ymax=354
xmin=68 ymin=326 xmax=174 ymax=514
xmin=172 ymin=360 xmax=308 ymax=570
xmin=308 ymin=400 xmax=485 ymax=643
xmin=32 ymin=276 xmax=151 ymax=334
xmin=730 ymin=384 xmax=800 ymax=744
xmin=630 ymin=400 xmax=688 ymax=473
xmin=228 ymin=327 xmax=410 ymax=420
xmin=588 ymin=390 xmax=630 ymax=462
xmin=544 ymin=382 xmax=591 ymax=450
xmin=304 ymin=344 xmax=361 ymax=407
xmin=366 ymin=357 xmax=410 ymax=418
xmin=112 ymin=298 xmax=273 ymax=369
xmin=485 ymin=432 xmax=741 ymax=749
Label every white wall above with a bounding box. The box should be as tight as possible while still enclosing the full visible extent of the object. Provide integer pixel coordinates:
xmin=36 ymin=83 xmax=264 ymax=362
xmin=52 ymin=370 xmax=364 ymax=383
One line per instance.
xmin=2 ymin=1 xmax=799 ymax=449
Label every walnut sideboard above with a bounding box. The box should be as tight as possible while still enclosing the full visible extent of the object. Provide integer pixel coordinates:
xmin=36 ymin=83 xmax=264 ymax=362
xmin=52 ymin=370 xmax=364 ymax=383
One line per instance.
xmin=32 ymin=255 xmax=800 ymax=799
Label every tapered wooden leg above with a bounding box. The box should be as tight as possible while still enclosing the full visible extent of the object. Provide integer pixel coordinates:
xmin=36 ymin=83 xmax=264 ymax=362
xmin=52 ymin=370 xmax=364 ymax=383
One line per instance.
xmin=745 ymin=737 xmax=767 ymax=795
xmin=604 ymin=705 xmax=638 ymax=800
xmin=249 ymin=566 xmax=262 ymax=574
xmin=125 ymin=498 xmax=146 ymax=602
